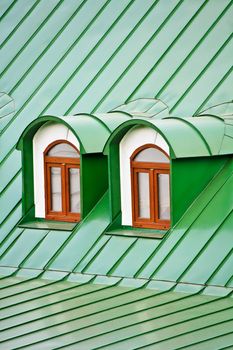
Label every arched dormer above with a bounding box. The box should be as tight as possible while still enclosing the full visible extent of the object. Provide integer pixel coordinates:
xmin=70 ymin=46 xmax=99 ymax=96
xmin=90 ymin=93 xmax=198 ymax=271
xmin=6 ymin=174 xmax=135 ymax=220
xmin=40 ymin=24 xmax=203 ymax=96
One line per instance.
xmin=130 ymin=144 xmax=170 ymax=230
xmin=33 ymin=122 xmax=80 ymax=221
xmin=44 ymin=140 xmax=80 ymax=222
xmin=119 ymin=125 xmax=170 ymax=230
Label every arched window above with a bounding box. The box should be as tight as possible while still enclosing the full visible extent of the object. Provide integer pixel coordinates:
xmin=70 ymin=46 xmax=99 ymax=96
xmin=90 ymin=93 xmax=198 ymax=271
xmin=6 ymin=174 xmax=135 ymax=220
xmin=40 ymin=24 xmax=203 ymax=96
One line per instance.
xmin=44 ymin=140 xmax=80 ymax=222
xmin=131 ymin=144 xmax=170 ymax=230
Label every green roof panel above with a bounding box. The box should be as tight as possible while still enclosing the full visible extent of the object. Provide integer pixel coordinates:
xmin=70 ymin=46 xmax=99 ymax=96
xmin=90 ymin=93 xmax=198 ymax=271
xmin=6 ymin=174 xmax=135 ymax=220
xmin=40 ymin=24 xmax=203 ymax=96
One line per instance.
xmin=0 ymin=275 xmax=232 ymax=349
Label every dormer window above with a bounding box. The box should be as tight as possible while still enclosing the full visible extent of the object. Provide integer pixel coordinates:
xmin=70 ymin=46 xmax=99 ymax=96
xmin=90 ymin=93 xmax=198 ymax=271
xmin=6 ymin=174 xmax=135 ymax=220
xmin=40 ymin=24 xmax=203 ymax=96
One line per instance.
xmin=44 ymin=140 xmax=80 ymax=222
xmin=119 ymin=126 xmax=171 ymax=231
xmin=131 ymin=144 xmax=170 ymax=229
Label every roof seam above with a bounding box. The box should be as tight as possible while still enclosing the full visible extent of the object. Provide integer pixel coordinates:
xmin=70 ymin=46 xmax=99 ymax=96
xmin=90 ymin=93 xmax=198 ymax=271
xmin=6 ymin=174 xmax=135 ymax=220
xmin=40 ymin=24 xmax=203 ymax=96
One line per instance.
xmin=195 ymin=64 xmax=233 ymax=115
xmin=43 ymin=0 xmax=137 ymax=116
xmin=0 ymin=0 xmax=18 ymax=22
xmin=150 ymin=174 xmax=233 ymax=280
xmin=170 ymin=32 xmax=233 ymax=113
xmin=0 ymin=0 xmax=41 ymax=51
xmin=176 ymin=210 xmax=233 ymax=285
xmin=93 ymin=0 xmax=184 ymax=112
xmin=156 ymin=1 xmax=232 ymax=98
xmin=0 ymin=0 xmax=61 ymax=75
xmin=0 ymin=0 xmax=107 ymax=136
xmin=107 ymin=238 xmax=138 ymax=275
xmin=126 ymin=0 xmax=208 ymax=103
xmin=66 ymin=0 xmax=160 ymax=114
xmin=135 ymin=160 xmax=232 ymax=279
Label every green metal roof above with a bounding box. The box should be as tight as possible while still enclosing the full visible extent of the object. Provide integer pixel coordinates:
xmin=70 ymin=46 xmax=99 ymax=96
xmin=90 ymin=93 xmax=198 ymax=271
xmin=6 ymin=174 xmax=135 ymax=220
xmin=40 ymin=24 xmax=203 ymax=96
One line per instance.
xmin=17 ymin=101 xmax=233 ymax=158
xmin=17 ymin=114 xmax=111 ymax=154
xmin=1 ymin=1 xmax=233 ymax=346
xmin=103 ymin=112 xmax=233 ymax=158
xmin=1 ymin=159 xmax=232 ymax=289
xmin=0 ymin=270 xmax=232 ymax=349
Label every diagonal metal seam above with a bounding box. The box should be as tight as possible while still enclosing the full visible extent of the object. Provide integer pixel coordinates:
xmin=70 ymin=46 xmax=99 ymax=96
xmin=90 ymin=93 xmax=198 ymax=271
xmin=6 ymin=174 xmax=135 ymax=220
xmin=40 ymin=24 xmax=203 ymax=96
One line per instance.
xmin=0 ymin=0 xmax=182 ymax=166
xmin=0 ymin=275 xmax=114 ymax=321
xmin=175 ymin=210 xmax=233 ymax=285
xmin=0 ymin=270 xmax=64 ymax=296
xmin=106 ymin=238 xmax=138 ymax=275
xmin=0 ymin=0 xmax=107 ymax=137
xmin=92 ymin=0 xmax=185 ymax=113
xmin=164 ymin=117 xmax=212 ymax=155
xmin=0 ymin=146 xmax=17 ymax=166
xmin=174 ymin=330 xmax=233 ymax=350
xmin=17 ymin=230 xmax=51 ymax=269
xmin=41 ymin=0 xmax=137 ymax=117
xmin=54 ymin=304 xmax=233 ymax=350
xmin=170 ymin=33 xmax=233 ymax=113
xmin=206 ymin=247 xmax=233 ymax=287
xmin=2 ymin=287 xmax=221 ymax=347
xmin=0 ymin=0 xmax=63 ymax=72
xmin=0 ymin=272 xmax=71 ymax=304
xmin=1 ymin=292 xmax=182 ymax=347
xmin=0 ymin=280 xmax=160 ymax=339
xmin=0 ymin=269 xmax=19 ymax=281
xmin=103 ymin=309 xmax=233 ymax=350
xmin=0 ymin=0 xmax=18 ymax=22
xmin=0 ymin=0 xmax=41 ymax=51
xmin=65 ymin=0 xmax=161 ymax=115
xmin=125 ymin=0 xmax=209 ymax=103
xmin=0 ymin=275 xmax=97 ymax=312
xmin=0 ymin=168 xmax=21 ymax=197
xmin=3 ymin=0 xmax=87 ymax=96
xmin=156 ymin=1 xmax=233 ymax=98
xmin=134 ymin=161 xmax=233 ymax=279
xmin=149 ymin=174 xmax=233 ymax=280
xmin=81 ymin=236 xmax=118 ymax=274
xmin=72 ymin=235 xmax=112 ymax=273
xmin=0 ymin=200 xmax=22 ymax=239
xmin=44 ymin=190 xmax=109 ymax=270
xmin=0 ymin=270 xmax=44 ymax=293
xmin=225 ymin=269 xmax=233 ymax=287
xmin=1 ymin=284 xmax=196 ymax=345
xmin=0 ymin=228 xmax=25 ymax=260
xmin=0 ymin=280 xmax=141 ymax=326
xmin=194 ymin=65 xmax=233 ymax=115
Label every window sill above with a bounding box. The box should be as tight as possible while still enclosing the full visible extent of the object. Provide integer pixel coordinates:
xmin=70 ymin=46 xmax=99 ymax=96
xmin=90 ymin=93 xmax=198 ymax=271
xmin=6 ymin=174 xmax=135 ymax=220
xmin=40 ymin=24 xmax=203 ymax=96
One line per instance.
xmin=18 ymin=218 xmax=77 ymax=231
xmin=105 ymin=226 xmax=168 ymax=239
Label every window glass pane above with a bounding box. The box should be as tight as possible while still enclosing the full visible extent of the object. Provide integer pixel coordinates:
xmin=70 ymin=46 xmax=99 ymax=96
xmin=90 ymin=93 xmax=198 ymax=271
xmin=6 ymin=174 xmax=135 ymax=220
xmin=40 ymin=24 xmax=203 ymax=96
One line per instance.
xmin=138 ymin=172 xmax=150 ymax=218
xmin=69 ymin=168 xmax=80 ymax=213
xmin=158 ymin=173 xmax=170 ymax=220
xmin=135 ymin=147 xmax=169 ymax=163
xmin=48 ymin=143 xmax=79 ymax=158
xmin=51 ymin=167 xmax=62 ymax=211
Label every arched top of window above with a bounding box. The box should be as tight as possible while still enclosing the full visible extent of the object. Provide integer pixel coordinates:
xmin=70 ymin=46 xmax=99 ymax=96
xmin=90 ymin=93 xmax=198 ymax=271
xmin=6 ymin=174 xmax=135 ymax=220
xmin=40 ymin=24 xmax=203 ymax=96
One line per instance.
xmin=131 ymin=144 xmax=169 ymax=163
xmin=45 ymin=140 xmax=80 ymax=158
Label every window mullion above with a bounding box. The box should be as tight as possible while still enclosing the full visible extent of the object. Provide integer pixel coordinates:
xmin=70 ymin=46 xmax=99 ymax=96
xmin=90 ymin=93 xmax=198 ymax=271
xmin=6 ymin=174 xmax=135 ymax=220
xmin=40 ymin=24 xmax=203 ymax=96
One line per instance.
xmin=154 ymin=170 xmax=159 ymax=223
xmin=61 ymin=164 xmax=67 ymax=215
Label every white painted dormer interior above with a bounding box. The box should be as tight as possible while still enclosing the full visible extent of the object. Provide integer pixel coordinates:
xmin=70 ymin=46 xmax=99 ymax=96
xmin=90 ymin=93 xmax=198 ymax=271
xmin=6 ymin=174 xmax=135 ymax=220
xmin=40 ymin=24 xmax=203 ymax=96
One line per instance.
xmin=120 ymin=126 xmax=170 ymax=226
xmin=33 ymin=122 xmax=80 ymax=218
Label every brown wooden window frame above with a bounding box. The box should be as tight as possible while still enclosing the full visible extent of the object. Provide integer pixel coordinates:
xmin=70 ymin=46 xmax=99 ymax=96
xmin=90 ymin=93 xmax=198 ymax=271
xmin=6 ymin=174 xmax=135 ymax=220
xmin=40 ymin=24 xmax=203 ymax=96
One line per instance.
xmin=44 ymin=140 xmax=81 ymax=222
xmin=130 ymin=144 xmax=170 ymax=230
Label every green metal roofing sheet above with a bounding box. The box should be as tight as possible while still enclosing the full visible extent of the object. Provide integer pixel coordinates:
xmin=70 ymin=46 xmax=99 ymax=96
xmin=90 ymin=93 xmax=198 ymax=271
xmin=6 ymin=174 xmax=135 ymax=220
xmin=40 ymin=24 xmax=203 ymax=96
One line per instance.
xmin=0 ymin=159 xmax=232 ymax=290
xmin=1 ymin=1 xmax=233 ymax=346
xmin=0 ymin=273 xmax=232 ymax=349
xmin=103 ymin=113 xmax=233 ymax=157
xmin=17 ymin=114 xmax=111 ymax=154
